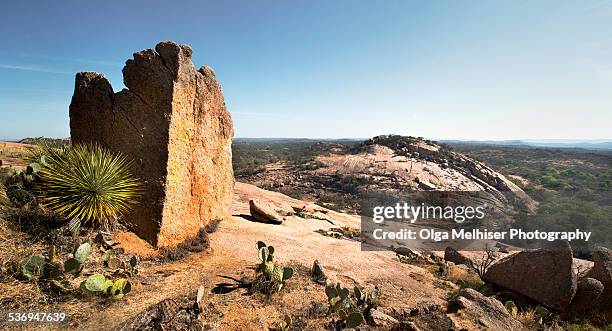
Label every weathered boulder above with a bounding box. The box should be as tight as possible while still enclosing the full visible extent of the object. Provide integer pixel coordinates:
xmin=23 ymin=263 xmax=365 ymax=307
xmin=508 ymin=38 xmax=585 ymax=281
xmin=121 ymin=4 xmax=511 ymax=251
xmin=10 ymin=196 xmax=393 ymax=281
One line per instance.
xmin=370 ymin=308 xmax=399 ymax=328
xmin=69 ymin=41 xmax=234 ymax=247
xmin=444 ymin=246 xmax=474 ymax=267
xmin=570 ymin=277 xmax=604 ymax=313
xmin=249 ymin=199 xmax=283 ymax=224
xmin=484 ymin=241 xmax=576 ymax=310
xmin=585 ymin=247 xmax=612 ymax=308
xmin=452 ymin=288 xmax=524 ymax=331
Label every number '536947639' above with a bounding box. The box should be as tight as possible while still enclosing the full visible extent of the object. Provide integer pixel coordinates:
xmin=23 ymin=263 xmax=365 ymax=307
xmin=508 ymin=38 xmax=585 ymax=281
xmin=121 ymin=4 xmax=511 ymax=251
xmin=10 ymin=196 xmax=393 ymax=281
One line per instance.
xmin=3 ymin=311 xmax=67 ymax=324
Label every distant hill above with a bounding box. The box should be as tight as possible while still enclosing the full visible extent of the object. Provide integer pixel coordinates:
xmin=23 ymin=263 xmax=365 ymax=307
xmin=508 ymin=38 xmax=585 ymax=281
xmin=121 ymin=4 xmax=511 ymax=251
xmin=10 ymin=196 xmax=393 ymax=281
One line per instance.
xmin=236 ymin=135 xmax=536 ymax=221
xmin=441 ymin=139 xmax=612 ymax=150
xmin=13 ymin=136 xmax=612 ymax=150
xmin=17 ymin=137 xmax=69 ymax=147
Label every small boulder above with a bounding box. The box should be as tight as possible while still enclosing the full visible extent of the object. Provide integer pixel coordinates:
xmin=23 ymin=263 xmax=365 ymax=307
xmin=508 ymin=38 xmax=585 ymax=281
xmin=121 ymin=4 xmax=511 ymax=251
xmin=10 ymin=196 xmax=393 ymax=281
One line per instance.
xmin=444 ymin=247 xmax=474 ymax=267
xmin=495 ymin=242 xmax=511 ymax=254
xmin=585 ymin=247 xmax=612 ymax=308
xmin=570 ymin=277 xmax=604 ymax=313
xmin=310 ymin=260 xmax=327 ymax=285
xmin=484 ymin=241 xmax=577 ymax=310
xmin=249 ymin=199 xmax=283 ymax=224
xmin=452 ymin=288 xmax=524 ymax=331
xmin=370 ymin=308 xmax=399 ymax=328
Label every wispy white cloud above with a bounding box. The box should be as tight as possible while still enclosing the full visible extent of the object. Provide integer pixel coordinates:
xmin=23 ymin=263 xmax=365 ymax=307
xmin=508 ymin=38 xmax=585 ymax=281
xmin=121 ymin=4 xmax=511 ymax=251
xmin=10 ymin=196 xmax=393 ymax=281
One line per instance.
xmin=0 ymin=64 xmax=73 ymax=74
xmin=0 ymin=50 xmax=123 ymax=67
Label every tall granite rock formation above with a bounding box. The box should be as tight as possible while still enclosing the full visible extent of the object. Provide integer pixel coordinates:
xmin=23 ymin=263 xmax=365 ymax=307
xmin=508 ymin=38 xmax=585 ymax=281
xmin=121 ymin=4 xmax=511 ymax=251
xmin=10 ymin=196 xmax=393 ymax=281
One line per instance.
xmin=69 ymin=41 xmax=234 ymax=247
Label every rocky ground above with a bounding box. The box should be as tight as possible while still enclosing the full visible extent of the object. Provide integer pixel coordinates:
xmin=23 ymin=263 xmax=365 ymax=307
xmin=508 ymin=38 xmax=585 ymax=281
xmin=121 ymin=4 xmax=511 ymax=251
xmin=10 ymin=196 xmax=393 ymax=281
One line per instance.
xmin=0 ymin=138 xmax=608 ymax=330
xmin=2 ymin=180 xmax=609 ymax=330
xmin=75 ymin=182 xmax=457 ymax=330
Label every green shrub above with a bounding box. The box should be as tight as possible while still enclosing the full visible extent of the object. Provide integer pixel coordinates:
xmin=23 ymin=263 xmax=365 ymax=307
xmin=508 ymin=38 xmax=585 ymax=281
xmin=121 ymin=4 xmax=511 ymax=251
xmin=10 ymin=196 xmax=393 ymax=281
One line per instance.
xmin=33 ymin=144 xmax=141 ymax=226
xmin=541 ymin=175 xmax=561 ymax=188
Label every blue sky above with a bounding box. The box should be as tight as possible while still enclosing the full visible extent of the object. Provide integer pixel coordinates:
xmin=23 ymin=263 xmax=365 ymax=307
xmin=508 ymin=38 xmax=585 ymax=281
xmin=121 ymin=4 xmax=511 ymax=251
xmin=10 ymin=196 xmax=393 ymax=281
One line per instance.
xmin=1 ymin=0 xmax=611 ymax=140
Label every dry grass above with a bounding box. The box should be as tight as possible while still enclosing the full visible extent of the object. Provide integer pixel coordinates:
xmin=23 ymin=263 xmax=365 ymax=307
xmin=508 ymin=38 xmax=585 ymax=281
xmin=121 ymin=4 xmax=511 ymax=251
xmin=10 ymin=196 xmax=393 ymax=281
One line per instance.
xmin=121 ymin=262 xmax=331 ymax=330
xmin=0 ymin=172 xmax=48 ymax=311
xmin=0 ymin=207 xmax=141 ymax=329
xmin=516 ymin=307 xmax=612 ymax=331
xmin=0 ymin=189 xmax=99 ymax=324
xmin=445 ymin=265 xmax=483 ymax=289
xmin=516 ymin=308 xmax=542 ymax=330
xmin=0 ymin=208 xmax=48 ymax=310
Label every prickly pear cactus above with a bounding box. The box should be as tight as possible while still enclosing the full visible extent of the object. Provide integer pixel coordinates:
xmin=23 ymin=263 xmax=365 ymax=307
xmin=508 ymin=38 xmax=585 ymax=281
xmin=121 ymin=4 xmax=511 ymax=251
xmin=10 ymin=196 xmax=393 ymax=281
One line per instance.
xmin=81 ymin=274 xmax=108 ymax=293
xmin=126 ymin=256 xmax=139 ymax=276
xmin=109 ymin=278 xmax=131 ymax=299
xmin=254 ymin=241 xmax=293 ymax=294
xmin=282 ymin=267 xmax=294 ymax=281
xmin=327 ymin=283 xmax=351 ymax=313
xmin=344 ymin=312 xmax=364 ymax=328
xmin=107 ymin=257 xmax=122 ymax=269
xmin=20 ymin=255 xmax=46 ymax=280
xmin=63 ymin=258 xmax=82 ymax=274
xmin=80 ymin=274 xmax=130 ymax=299
xmin=534 ymin=306 xmax=549 ymax=325
xmin=74 ymin=242 xmax=91 ymax=263
xmin=325 ymin=283 xmax=376 ymax=329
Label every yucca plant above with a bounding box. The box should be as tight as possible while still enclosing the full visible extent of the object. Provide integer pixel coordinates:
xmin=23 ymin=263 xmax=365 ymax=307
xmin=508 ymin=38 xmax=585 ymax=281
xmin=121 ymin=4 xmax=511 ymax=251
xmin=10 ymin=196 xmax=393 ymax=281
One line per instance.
xmin=34 ymin=143 xmax=141 ymax=226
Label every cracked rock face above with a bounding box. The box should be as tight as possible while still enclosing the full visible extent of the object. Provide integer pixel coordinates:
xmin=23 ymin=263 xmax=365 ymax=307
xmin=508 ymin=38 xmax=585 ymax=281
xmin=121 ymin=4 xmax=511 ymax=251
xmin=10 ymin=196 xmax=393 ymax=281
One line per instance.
xmin=69 ymin=41 xmax=234 ymax=247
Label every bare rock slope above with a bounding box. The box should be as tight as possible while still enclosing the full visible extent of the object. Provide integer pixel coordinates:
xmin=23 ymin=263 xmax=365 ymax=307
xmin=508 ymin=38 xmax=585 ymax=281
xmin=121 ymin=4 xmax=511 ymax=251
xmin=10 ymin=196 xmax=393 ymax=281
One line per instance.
xmin=69 ymin=41 xmax=234 ymax=247
xmin=246 ymin=135 xmax=536 ymax=219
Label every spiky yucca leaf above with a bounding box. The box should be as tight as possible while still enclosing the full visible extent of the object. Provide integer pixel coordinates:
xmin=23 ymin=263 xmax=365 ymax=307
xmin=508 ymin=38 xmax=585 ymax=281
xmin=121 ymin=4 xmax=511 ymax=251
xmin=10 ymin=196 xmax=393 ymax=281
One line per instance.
xmin=35 ymin=144 xmax=141 ymax=225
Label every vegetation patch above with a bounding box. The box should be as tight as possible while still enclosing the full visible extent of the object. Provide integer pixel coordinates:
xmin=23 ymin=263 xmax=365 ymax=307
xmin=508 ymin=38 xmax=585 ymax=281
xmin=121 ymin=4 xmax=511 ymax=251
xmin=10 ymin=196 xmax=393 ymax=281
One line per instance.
xmin=0 ymin=142 xmax=143 ymax=322
xmin=251 ymin=241 xmax=294 ymax=296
